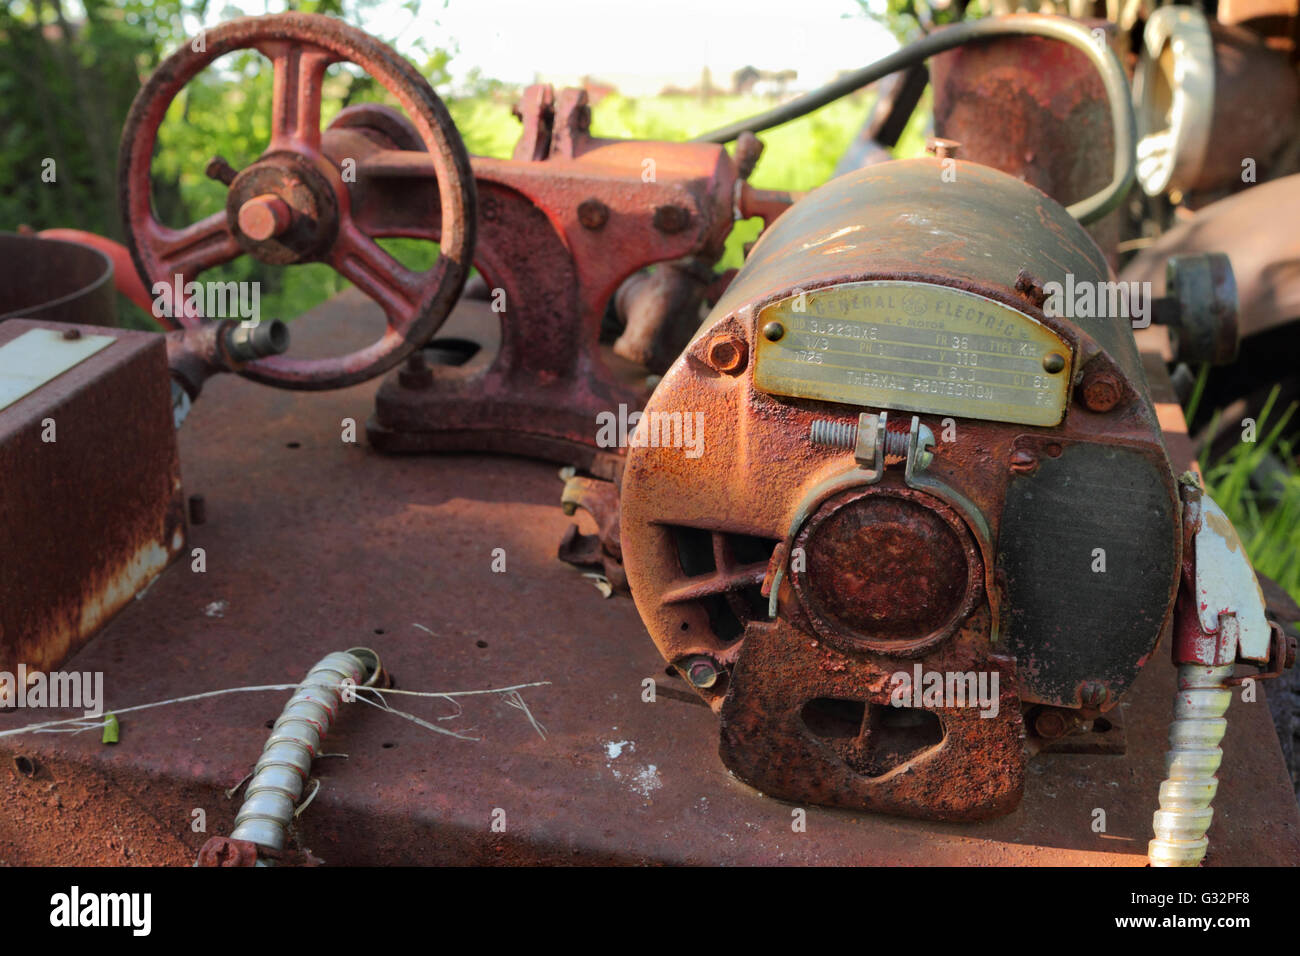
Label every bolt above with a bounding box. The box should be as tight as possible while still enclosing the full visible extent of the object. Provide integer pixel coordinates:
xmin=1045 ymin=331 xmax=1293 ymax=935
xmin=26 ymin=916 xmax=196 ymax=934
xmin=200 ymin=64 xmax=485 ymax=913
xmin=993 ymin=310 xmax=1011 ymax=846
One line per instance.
xmin=188 ymin=494 xmax=207 ymax=526
xmin=1079 ymin=370 xmax=1123 ymax=412
xmin=237 ymin=194 xmax=293 ymax=241
xmin=706 ymin=333 xmax=747 ymax=374
xmin=205 ymin=155 xmax=239 ymax=186
xmin=1009 ymin=449 xmax=1037 ymax=474
xmin=762 ymin=321 xmax=785 ymax=342
xmin=809 ymin=419 xmax=858 ymax=449
xmin=1042 ymin=352 xmax=1066 ymax=374
xmin=810 ymin=417 xmax=934 ymax=471
xmin=577 ymin=198 xmax=609 ymax=230
xmin=61 ymin=328 xmax=81 ymax=341
xmin=1080 ymin=681 xmax=1107 ymax=709
xmin=1014 ymin=269 xmax=1049 ymax=308
xmin=398 ymin=350 xmax=434 ymax=391
xmin=926 ymin=137 xmax=961 ymax=159
xmin=653 ymin=204 xmax=690 ymax=234
xmin=1033 ymin=708 xmax=1069 ymax=740
xmin=735 ymin=131 xmax=765 ymax=180
xmin=683 ymin=656 xmax=719 ymax=689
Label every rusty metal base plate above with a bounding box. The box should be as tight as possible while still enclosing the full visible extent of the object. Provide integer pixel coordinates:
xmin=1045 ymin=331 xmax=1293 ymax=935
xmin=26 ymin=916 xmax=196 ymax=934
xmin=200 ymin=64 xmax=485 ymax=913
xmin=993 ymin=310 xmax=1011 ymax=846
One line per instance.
xmin=0 ymin=288 xmax=1297 ymax=866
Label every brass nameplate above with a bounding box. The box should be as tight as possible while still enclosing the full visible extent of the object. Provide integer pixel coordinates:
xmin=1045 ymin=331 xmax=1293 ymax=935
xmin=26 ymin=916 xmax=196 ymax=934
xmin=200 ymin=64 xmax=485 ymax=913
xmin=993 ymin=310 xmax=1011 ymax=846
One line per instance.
xmin=753 ymin=281 xmax=1071 ymax=427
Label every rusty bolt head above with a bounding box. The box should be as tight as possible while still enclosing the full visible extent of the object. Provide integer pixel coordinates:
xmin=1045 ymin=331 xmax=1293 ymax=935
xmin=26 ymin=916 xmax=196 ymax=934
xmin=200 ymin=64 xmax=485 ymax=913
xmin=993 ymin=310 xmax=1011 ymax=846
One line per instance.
xmin=238 ymin=193 xmax=293 ymax=241
xmin=706 ymin=334 xmax=747 ymax=374
xmin=734 ymin=131 xmax=765 ymax=180
xmin=762 ymin=321 xmax=785 ymax=342
xmin=1009 ymin=449 xmax=1037 ymax=474
xmin=1079 ymin=681 xmax=1107 ymax=708
xmin=926 ymin=137 xmax=961 ymax=159
xmin=205 ymin=155 xmax=239 ymax=186
xmin=684 ymin=656 xmax=719 ymax=689
xmin=1033 ymin=708 xmax=1069 ymax=740
xmin=653 ymin=204 xmax=690 ymax=234
xmin=1080 ymin=371 xmax=1123 ymax=412
xmin=1015 ymin=269 xmax=1049 ymax=308
xmin=577 ymin=198 xmax=609 ymax=230
xmin=398 ymin=350 xmax=434 ymax=391
xmin=1042 ymin=353 xmax=1066 ymax=374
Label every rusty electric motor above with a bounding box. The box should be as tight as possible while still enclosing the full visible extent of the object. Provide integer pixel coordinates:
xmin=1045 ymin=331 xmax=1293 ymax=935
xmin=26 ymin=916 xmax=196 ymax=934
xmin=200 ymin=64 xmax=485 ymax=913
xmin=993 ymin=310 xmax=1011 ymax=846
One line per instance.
xmin=620 ymin=159 xmax=1180 ymax=820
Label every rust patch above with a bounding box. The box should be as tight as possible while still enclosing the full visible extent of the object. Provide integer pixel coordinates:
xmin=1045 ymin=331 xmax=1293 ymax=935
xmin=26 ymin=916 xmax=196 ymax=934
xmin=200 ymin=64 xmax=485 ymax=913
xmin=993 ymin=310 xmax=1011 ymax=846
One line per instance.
xmin=1204 ymin=509 xmax=1242 ymax=554
xmin=0 ymin=320 xmax=184 ymax=678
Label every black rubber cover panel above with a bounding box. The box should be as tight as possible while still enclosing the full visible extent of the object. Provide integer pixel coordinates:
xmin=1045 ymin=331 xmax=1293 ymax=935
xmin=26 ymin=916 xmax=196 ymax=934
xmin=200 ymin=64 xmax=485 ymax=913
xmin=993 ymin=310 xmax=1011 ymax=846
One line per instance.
xmin=998 ymin=442 xmax=1177 ymax=708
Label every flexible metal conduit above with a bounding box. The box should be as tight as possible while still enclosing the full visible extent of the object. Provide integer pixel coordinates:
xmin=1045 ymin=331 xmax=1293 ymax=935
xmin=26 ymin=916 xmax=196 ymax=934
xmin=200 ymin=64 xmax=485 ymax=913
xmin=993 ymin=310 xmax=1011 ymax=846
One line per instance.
xmin=229 ymin=647 xmax=381 ymax=852
xmin=1148 ymin=663 xmax=1234 ymax=866
xmin=694 ymin=14 xmax=1136 ymax=225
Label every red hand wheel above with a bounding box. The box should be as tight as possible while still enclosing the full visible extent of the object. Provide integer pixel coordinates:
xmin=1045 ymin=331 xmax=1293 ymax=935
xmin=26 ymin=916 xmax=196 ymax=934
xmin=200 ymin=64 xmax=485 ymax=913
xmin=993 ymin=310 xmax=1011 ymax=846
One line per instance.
xmin=118 ymin=12 xmax=476 ymax=390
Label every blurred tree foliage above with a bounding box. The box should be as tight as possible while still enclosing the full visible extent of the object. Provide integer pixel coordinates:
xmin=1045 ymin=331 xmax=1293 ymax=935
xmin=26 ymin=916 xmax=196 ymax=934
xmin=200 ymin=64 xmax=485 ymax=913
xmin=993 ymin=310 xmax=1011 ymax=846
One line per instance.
xmin=859 ymin=0 xmax=985 ymax=40
xmin=0 ymin=0 xmax=181 ymax=242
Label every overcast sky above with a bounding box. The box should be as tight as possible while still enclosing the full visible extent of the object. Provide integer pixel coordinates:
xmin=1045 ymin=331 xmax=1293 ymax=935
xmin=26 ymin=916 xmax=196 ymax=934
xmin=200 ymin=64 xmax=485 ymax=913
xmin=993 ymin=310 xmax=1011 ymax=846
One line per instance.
xmin=200 ymin=0 xmax=900 ymax=90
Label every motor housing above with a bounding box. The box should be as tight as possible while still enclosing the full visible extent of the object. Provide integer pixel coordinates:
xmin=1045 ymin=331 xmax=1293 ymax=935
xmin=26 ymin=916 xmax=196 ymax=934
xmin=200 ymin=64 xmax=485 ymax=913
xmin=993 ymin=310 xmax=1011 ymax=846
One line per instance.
xmin=620 ymin=158 xmax=1180 ymax=819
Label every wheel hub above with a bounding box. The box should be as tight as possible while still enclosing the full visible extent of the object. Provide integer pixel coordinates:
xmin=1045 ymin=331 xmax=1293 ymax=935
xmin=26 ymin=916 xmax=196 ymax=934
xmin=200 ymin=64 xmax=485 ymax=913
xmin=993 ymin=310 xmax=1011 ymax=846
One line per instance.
xmin=225 ymin=152 xmax=340 ymax=265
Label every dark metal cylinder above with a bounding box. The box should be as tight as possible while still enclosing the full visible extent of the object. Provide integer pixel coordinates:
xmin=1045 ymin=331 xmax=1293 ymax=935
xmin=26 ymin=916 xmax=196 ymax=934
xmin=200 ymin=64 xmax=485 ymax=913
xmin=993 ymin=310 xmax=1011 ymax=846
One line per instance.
xmin=0 ymin=233 xmax=117 ymax=327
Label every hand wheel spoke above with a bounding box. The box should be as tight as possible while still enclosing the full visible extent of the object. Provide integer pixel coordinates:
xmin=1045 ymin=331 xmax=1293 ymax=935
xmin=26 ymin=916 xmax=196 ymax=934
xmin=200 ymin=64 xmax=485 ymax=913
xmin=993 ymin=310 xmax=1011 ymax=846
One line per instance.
xmin=259 ymin=41 xmax=337 ymax=153
xmin=329 ymin=221 xmax=423 ymax=329
xmin=145 ymin=211 xmax=242 ymax=281
xmin=139 ymin=212 xmax=242 ymax=322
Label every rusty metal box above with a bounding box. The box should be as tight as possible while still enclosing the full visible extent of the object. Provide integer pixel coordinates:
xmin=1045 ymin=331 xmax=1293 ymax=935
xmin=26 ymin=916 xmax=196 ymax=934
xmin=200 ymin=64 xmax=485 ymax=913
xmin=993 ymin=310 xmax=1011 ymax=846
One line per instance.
xmin=0 ymin=319 xmax=184 ymax=679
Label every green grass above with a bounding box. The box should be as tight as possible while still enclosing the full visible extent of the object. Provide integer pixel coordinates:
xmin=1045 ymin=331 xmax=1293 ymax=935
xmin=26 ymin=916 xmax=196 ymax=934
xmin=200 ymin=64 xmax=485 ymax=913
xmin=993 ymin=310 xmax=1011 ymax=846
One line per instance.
xmin=1189 ymin=375 xmax=1300 ymax=603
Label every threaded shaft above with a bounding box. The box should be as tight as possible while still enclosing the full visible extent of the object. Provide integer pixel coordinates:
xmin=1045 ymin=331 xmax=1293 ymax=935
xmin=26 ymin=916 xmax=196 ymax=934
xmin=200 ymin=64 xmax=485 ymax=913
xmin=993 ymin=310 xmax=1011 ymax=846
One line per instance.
xmin=230 ymin=649 xmax=375 ymax=851
xmin=809 ymin=419 xmax=857 ymax=448
xmin=882 ymin=428 xmax=911 ymax=459
xmin=1148 ymin=663 xmax=1233 ymax=867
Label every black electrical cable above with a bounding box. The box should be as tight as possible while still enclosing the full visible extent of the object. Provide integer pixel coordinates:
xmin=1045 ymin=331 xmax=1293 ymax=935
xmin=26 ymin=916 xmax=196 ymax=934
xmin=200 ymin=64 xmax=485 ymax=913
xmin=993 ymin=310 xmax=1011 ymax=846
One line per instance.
xmin=693 ymin=14 xmax=1136 ymax=224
